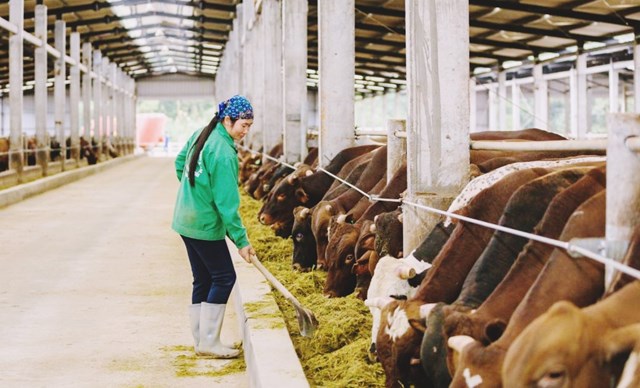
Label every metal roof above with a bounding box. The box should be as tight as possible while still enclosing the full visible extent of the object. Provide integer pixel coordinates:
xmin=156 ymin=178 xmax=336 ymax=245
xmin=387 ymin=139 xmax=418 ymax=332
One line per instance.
xmin=1 ymin=0 xmax=639 ymax=93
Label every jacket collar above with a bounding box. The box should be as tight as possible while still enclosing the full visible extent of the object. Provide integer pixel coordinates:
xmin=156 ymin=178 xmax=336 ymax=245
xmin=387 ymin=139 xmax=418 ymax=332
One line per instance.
xmin=215 ymin=122 xmax=237 ymax=152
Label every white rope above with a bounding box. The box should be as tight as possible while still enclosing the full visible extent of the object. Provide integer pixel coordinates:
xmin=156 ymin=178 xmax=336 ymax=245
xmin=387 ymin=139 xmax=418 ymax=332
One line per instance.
xmin=240 ymin=143 xmax=640 ymax=281
xmin=237 ymin=144 xmax=297 ymax=170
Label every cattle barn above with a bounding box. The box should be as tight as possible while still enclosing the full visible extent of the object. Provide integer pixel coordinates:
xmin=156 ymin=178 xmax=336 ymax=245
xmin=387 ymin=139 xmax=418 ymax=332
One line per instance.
xmin=1 ymin=0 xmax=640 ymax=387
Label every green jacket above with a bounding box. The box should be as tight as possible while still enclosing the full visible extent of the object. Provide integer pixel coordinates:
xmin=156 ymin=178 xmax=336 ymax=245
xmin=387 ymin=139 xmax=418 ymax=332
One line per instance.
xmin=172 ymin=122 xmax=249 ymax=249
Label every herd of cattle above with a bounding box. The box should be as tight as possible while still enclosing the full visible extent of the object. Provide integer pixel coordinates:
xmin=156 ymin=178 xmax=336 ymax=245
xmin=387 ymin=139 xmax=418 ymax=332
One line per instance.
xmin=0 ymin=135 xmax=120 ymax=172
xmin=237 ymin=128 xmax=640 ymax=388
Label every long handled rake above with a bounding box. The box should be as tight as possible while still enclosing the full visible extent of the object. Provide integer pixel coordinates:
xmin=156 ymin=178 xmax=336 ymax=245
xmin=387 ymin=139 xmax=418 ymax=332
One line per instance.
xmin=249 ymin=254 xmax=319 ymax=337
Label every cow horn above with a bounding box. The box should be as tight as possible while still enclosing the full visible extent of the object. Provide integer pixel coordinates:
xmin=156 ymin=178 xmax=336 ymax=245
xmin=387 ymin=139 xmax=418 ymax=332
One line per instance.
xmin=287 ymin=173 xmax=298 ymax=184
xmin=419 ymin=303 xmax=437 ymax=319
xmin=398 ymin=213 xmax=403 ymax=223
xmin=364 ymin=296 xmax=395 ymax=309
xmin=300 ymin=207 xmax=310 ymax=218
xmin=293 ymin=162 xmax=301 ymax=168
xmin=369 ymin=223 xmax=376 ymax=233
xmin=374 ymin=215 xmax=379 ymax=223
xmin=447 ymin=335 xmax=475 ymax=354
xmin=305 ymin=169 xmax=313 ymax=177
xmin=337 ymin=213 xmax=347 ymax=224
xmin=395 ymin=264 xmax=416 ymax=279
xmin=324 ymin=204 xmax=332 ymax=212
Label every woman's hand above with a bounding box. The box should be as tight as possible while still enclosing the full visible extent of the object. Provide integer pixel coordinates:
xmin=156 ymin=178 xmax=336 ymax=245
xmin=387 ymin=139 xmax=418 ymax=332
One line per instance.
xmin=238 ymin=245 xmax=256 ymax=263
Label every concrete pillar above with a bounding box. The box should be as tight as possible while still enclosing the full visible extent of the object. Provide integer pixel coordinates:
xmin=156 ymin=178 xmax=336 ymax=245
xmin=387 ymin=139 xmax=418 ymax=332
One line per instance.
xmin=9 ymin=0 xmax=24 ymax=175
xmin=82 ymin=43 xmax=92 ymax=140
xmin=498 ymin=70 xmax=507 ymax=130
xmin=252 ymin=14 xmax=265 ymax=150
xmin=635 ymin=42 xmax=640 ymax=113
xmin=262 ymin=0 xmax=284 ymax=154
xmin=69 ymin=31 xmax=81 ymax=162
xmin=93 ymin=50 xmax=102 ymax=158
xmin=34 ymin=4 xmax=48 ymax=173
xmin=488 ymin=84 xmax=497 ymax=130
xmin=110 ymin=62 xmax=118 ymax=152
xmin=469 ymin=78 xmax=476 ymax=132
xmin=403 ymin=0 xmax=470 ymax=253
xmin=576 ymin=52 xmax=588 ymax=139
xmin=54 ymin=20 xmax=66 ymax=169
xmin=533 ymin=62 xmax=548 ymax=130
xmin=570 ymin=67 xmax=578 ymax=138
xmin=605 ymin=113 xmax=640 ymax=286
xmin=101 ymin=57 xmax=110 ymax=157
xmin=318 ymin=0 xmax=356 ymax=167
xmin=387 ymin=119 xmax=406 ymax=183
xmin=609 ymin=61 xmax=619 ymax=113
xmin=512 ymin=81 xmax=521 ymax=130
xmin=283 ymin=0 xmax=308 ymax=163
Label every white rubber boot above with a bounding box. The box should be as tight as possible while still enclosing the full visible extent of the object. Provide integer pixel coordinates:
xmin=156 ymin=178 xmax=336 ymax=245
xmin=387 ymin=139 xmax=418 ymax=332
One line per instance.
xmin=189 ymin=304 xmax=201 ymax=353
xmin=197 ymin=302 xmax=240 ymax=358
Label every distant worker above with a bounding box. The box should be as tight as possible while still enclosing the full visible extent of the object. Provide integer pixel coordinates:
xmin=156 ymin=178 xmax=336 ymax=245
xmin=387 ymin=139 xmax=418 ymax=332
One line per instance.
xmin=172 ymin=95 xmax=256 ymax=358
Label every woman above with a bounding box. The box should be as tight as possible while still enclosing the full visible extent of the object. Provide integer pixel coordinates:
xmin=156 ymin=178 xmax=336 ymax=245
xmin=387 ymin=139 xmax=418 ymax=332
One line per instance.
xmin=172 ymin=95 xmax=256 ymax=358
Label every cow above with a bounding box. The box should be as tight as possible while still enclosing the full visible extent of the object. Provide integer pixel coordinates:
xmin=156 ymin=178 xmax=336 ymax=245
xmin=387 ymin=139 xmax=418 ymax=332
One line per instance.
xmin=0 ymin=137 xmax=9 ymax=171
xmin=258 ymin=144 xmax=379 ymax=237
xmin=239 ymin=149 xmax=263 ymax=183
xmin=416 ymin=166 xmax=592 ymax=387
xmin=243 ymin=143 xmax=284 ymax=199
xmin=447 ymin=190 xmax=607 ymax=388
xmin=291 ymin=206 xmax=317 ymax=271
xmin=80 ymin=137 xmax=98 ymax=165
xmin=502 ymin=280 xmax=640 ymax=388
xmin=442 ymin=165 xmax=607 ymax=345
xmin=308 ymin=146 xmax=389 ymax=270
xmin=324 ymin=163 xmax=407 ymax=298
xmin=375 ymin=167 xmax=554 ymax=387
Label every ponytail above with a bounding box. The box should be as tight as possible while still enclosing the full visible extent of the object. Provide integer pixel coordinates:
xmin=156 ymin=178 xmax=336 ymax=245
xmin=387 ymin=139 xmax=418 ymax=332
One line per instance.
xmin=188 ymin=113 xmax=219 ymax=186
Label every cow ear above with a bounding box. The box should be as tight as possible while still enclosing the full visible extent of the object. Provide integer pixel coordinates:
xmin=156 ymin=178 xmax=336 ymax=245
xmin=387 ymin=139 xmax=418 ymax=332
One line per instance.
xmin=484 ymin=319 xmax=507 ymax=343
xmin=408 ymin=318 xmax=427 ymax=334
xmin=602 ymin=323 xmax=640 ymax=363
xmin=295 ymin=187 xmax=309 ymax=203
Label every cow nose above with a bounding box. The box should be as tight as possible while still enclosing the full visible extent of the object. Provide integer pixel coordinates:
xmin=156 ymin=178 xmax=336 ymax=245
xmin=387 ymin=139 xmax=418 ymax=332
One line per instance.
xmin=292 ymin=263 xmax=302 ymax=271
xmin=258 ymin=213 xmax=266 ymax=225
xmin=323 ymin=291 xmax=336 ymax=298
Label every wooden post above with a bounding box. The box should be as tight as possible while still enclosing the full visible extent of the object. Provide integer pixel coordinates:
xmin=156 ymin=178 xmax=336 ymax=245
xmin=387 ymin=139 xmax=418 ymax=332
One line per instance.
xmin=403 ymin=0 xmax=470 ymax=253
xmin=9 ymin=0 xmax=24 ymax=177
xmin=387 ymin=119 xmax=406 ymax=183
xmin=69 ymin=31 xmax=81 ymax=163
xmin=34 ymin=4 xmax=48 ymax=174
xmin=283 ymin=0 xmax=308 ymax=164
xmin=318 ymin=0 xmax=356 ymax=167
xmin=605 ymin=113 xmax=640 ymax=287
xmin=54 ymin=20 xmax=66 ymax=170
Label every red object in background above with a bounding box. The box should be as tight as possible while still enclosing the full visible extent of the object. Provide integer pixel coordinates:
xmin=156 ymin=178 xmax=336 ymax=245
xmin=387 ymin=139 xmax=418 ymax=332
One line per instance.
xmin=137 ymin=113 xmax=167 ymax=150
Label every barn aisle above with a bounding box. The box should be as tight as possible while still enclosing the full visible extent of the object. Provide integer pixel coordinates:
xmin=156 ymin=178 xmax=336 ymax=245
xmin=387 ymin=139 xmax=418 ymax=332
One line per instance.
xmin=0 ymin=156 xmax=247 ymax=387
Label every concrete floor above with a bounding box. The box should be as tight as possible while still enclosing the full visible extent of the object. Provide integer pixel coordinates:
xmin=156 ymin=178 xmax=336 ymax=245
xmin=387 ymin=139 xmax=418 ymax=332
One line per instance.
xmin=0 ymin=156 xmax=247 ymax=388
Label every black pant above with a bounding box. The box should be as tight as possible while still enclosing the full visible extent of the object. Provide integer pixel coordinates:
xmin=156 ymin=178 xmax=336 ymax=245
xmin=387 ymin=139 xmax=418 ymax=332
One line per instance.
xmin=180 ymin=236 xmax=237 ymax=304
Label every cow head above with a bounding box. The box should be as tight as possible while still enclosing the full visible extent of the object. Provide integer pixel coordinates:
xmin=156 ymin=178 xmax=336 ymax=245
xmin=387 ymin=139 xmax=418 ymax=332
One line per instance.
xmin=311 ymin=201 xmax=337 ymax=270
xmin=239 ymin=152 xmax=262 ymax=183
xmin=352 ymin=219 xmax=377 ymax=300
xmin=448 ymin=337 xmax=506 ymax=388
xmin=376 ymin=298 xmax=430 ymax=387
xmin=323 ymin=217 xmax=359 ymax=298
xmin=258 ymin=168 xmax=313 ymax=232
xmin=604 ymin=323 xmax=640 ymax=388
xmin=374 ymin=209 xmax=404 ymax=259
xmin=503 ymin=300 xmax=622 ymax=388
xmin=291 ymin=206 xmax=317 ymax=271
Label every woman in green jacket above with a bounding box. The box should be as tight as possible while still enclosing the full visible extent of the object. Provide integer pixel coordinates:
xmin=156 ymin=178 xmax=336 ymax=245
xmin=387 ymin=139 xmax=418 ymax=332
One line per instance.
xmin=172 ymin=95 xmax=255 ymax=359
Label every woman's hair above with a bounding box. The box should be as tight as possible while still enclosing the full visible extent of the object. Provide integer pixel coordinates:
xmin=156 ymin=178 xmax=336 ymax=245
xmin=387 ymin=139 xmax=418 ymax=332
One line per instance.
xmin=187 ymin=114 xmax=237 ymax=186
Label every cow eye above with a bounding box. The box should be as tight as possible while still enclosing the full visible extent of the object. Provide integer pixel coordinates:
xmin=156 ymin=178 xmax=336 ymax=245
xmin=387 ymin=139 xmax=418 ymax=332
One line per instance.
xmin=536 ymin=369 xmax=566 ymax=388
xmin=345 ymin=254 xmax=354 ymax=264
xmin=277 ymin=193 xmax=286 ymax=202
xmin=295 ymin=233 xmax=304 ymax=242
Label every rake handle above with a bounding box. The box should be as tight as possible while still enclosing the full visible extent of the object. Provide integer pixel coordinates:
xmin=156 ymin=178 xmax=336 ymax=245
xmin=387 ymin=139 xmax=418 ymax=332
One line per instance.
xmin=249 ymin=254 xmax=303 ymax=308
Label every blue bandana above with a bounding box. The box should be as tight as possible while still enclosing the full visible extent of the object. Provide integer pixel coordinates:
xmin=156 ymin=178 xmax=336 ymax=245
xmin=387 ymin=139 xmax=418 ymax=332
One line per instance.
xmin=217 ymin=95 xmax=254 ymax=120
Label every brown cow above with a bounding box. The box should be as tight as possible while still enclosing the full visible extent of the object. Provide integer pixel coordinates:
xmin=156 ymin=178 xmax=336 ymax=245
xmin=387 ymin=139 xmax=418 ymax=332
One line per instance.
xmin=375 ymin=167 xmax=553 ymax=387
xmin=258 ymin=144 xmax=379 ymax=232
xmin=448 ymin=190 xmax=607 ymax=388
xmin=503 ymin=281 xmax=640 ymax=388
